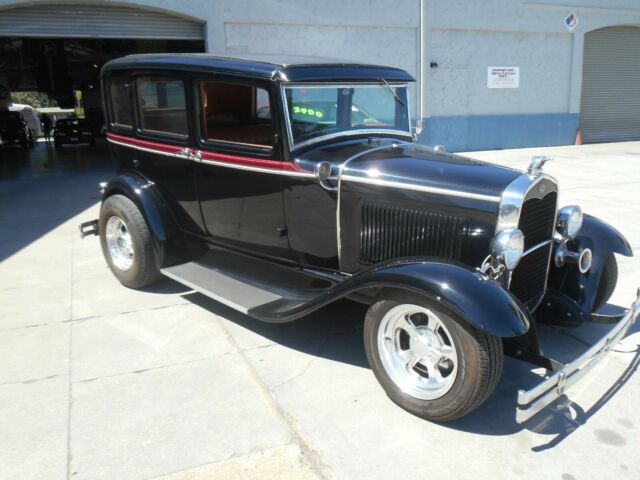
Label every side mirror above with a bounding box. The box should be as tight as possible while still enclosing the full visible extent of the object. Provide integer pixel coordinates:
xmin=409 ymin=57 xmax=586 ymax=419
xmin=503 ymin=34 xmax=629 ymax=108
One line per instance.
xmin=413 ymin=119 xmax=424 ymax=136
xmin=314 ymin=161 xmax=337 ymax=191
xmin=314 ymin=161 xmax=331 ymax=181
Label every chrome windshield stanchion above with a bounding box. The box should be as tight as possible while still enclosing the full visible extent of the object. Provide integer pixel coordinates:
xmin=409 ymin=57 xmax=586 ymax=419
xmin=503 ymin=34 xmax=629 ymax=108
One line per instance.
xmin=516 ymin=289 xmax=640 ymax=423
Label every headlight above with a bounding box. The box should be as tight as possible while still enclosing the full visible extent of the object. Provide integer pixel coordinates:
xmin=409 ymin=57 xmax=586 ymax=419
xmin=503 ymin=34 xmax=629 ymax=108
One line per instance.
xmin=491 ymin=229 xmax=525 ymax=270
xmin=557 ymin=205 xmax=583 ymax=239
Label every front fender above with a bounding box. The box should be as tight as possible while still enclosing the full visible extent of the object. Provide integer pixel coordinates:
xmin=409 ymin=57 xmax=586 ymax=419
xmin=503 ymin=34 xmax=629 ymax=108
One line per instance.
xmin=546 ymin=214 xmax=633 ymax=316
xmin=352 ymin=261 xmax=531 ymax=337
xmin=577 ymin=214 xmax=633 ymax=258
xmin=102 ymin=172 xmax=188 ymax=268
xmin=251 ymin=260 xmax=530 ymax=336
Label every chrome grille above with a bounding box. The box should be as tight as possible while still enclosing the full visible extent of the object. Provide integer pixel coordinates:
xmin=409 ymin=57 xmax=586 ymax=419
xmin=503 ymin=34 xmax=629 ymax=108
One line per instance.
xmin=360 ymin=203 xmax=468 ymax=265
xmin=510 ymin=191 xmax=558 ymax=304
xmin=518 ymin=192 xmax=558 ymax=249
xmin=510 ymin=244 xmax=553 ymax=304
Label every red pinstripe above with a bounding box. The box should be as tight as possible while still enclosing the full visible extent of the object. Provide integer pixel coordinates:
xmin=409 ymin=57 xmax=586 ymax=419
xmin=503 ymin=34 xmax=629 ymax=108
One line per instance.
xmin=106 ymin=132 xmax=308 ymax=174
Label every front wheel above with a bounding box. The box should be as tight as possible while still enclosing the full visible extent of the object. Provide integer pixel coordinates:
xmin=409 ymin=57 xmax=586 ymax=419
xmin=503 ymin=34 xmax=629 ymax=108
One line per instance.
xmin=99 ymin=194 xmax=161 ymax=289
xmin=364 ymin=291 xmax=503 ymax=422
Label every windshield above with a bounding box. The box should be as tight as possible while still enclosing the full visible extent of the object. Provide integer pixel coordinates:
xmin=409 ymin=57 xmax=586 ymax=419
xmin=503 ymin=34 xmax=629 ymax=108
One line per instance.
xmin=284 ymin=84 xmax=410 ymax=147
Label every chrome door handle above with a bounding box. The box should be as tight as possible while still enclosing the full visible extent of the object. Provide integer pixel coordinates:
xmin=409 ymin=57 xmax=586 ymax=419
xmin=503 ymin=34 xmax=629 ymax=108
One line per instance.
xmin=177 ymin=147 xmax=191 ymax=159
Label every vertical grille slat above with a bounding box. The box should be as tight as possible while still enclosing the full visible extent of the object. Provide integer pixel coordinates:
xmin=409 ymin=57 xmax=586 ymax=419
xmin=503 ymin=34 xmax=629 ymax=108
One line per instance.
xmin=510 ymin=191 xmax=558 ymax=304
xmin=359 ymin=203 xmax=469 ymax=265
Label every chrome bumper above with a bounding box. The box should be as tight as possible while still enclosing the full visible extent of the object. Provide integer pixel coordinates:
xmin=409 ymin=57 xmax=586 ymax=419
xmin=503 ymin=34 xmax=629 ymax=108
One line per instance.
xmin=516 ymin=289 xmax=640 ymax=423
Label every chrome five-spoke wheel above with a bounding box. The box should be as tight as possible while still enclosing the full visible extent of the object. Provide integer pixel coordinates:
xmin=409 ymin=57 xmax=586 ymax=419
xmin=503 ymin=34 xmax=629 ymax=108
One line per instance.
xmin=365 ymin=292 xmax=503 ymax=421
xmin=377 ymin=304 xmax=458 ymax=400
xmin=105 ymin=216 xmax=134 ymax=271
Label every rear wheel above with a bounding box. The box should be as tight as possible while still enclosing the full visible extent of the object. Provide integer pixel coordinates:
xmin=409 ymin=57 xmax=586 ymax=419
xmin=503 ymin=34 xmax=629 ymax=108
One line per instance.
xmin=99 ymin=194 xmax=161 ymax=289
xmin=364 ymin=291 xmax=503 ymax=422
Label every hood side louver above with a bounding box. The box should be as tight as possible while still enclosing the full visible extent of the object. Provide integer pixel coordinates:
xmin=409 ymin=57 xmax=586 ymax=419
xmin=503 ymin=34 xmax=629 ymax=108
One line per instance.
xmin=360 ymin=202 xmax=469 ymax=265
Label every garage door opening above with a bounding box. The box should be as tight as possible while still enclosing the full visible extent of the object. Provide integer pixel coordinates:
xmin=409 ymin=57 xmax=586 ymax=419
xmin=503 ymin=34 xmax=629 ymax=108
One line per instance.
xmin=580 ymin=25 xmax=640 ymax=143
xmin=0 ymin=4 xmax=205 ymax=137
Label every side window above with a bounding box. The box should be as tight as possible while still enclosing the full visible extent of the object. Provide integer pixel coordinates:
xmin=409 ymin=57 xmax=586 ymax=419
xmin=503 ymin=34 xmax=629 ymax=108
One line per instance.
xmin=108 ymin=74 xmax=133 ymax=130
xmin=136 ymin=76 xmax=188 ymax=137
xmin=200 ymin=81 xmax=273 ymax=148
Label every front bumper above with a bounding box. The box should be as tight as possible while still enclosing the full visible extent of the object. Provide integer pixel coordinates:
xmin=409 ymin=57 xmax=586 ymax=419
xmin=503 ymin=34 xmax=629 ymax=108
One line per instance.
xmin=516 ymin=289 xmax=640 ymax=423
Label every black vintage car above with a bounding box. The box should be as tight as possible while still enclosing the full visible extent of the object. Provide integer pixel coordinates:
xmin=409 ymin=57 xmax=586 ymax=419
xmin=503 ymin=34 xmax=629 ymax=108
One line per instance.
xmin=80 ymin=54 xmax=639 ymax=423
xmin=0 ymin=110 xmax=34 ymax=149
xmin=54 ymin=118 xmax=95 ymax=148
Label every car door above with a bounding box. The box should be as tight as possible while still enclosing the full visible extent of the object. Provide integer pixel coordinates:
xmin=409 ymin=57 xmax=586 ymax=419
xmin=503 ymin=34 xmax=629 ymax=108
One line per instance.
xmin=192 ymin=77 xmax=292 ymax=261
xmin=126 ymin=72 xmax=205 ymax=235
xmin=104 ymin=71 xmax=206 ymax=236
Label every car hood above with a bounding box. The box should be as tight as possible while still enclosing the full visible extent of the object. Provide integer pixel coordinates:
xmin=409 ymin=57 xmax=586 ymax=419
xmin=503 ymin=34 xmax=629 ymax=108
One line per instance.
xmin=297 ymin=138 xmax=522 ymax=203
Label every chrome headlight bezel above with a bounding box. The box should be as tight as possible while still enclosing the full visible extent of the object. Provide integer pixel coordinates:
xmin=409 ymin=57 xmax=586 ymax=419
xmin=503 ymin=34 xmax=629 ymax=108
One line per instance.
xmin=557 ymin=205 xmax=583 ymax=239
xmin=491 ymin=228 xmax=525 ymax=271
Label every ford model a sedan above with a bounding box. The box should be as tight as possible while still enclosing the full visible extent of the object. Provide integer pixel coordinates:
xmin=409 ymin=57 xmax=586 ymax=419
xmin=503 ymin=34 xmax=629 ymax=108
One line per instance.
xmin=81 ymin=54 xmax=639 ymax=423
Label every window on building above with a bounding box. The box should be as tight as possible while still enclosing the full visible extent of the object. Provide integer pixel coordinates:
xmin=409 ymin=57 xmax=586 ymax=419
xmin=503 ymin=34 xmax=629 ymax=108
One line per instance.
xmin=200 ymin=81 xmax=273 ymax=148
xmin=108 ymin=74 xmax=133 ymax=129
xmin=136 ymin=76 xmax=188 ymax=137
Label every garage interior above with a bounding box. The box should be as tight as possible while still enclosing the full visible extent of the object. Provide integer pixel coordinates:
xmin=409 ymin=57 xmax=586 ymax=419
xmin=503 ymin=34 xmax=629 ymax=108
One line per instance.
xmin=0 ymin=3 xmax=204 ymax=174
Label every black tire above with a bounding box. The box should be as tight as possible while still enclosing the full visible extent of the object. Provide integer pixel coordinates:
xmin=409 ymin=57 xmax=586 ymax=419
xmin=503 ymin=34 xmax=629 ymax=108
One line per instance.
xmin=593 ymin=253 xmax=618 ymax=312
xmin=364 ymin=291 xmax=503 ymax=422
xmin=99 ymin=194 xmax=161 ymax=289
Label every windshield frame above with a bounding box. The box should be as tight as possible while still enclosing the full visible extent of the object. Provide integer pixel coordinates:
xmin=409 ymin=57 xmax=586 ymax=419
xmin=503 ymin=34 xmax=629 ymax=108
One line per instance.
xmin=280 ymin=82 xmax=413 ymax=151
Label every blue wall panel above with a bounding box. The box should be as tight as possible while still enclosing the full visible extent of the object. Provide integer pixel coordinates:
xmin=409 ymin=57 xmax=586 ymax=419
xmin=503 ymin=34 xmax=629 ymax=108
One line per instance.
xmin=419 ymin=113 xmax=580 ymax=152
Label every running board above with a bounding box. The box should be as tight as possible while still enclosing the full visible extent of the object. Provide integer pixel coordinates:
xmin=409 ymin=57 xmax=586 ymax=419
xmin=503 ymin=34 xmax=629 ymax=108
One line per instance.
xmin=161 ymin=262 xmax=282 ymax=314
xmin=160 ymin=248 xmax=354 ymax=323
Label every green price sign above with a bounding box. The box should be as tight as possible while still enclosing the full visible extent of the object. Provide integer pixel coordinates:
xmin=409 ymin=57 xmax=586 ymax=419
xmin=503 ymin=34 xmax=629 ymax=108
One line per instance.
xmin=293 ymin=105 xmax=324 ymax=119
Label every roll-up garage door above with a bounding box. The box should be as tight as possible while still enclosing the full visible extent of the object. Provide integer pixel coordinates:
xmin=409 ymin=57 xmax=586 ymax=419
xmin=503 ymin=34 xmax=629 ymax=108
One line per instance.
xmin=580 ymin=26 xmax=640 ymax=143
xmin=0 ymin=4 xmax=204 ymax=40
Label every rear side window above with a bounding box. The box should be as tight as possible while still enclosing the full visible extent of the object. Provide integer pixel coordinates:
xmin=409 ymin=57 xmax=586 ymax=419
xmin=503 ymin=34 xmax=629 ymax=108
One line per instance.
xmin=200 ymin=81 xmax=273 ymax=148
xmin=136 ymin=76 xmax=188 ymax=137
xmin=108 ymin=74 xmax=133 ymax=129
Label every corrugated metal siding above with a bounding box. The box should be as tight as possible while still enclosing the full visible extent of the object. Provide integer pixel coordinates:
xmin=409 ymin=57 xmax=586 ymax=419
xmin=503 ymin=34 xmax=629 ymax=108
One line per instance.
xmin=580 ymin=26 xmax=640 ymax=143
xmin=0 ymin=5 xmax=204 ymax=40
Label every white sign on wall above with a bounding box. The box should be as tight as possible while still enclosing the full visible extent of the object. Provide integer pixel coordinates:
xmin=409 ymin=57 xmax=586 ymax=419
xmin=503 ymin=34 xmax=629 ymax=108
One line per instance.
xmin=487 ymin=66 xmax=520 ymax=89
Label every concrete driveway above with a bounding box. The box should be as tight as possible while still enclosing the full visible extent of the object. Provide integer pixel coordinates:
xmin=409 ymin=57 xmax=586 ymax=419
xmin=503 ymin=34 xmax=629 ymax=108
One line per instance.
xmin=1 ymin=141 xmax=639 ymax=480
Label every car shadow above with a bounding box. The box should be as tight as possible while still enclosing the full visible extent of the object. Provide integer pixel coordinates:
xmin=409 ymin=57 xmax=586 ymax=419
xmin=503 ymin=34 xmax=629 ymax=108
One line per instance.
xmin=179 ymin=285 xmax=639 ymax=449
xmin=181 ymin=289 xmax=370 ymax=369
xmin=0 ymin=140 xmax=113 ymax=262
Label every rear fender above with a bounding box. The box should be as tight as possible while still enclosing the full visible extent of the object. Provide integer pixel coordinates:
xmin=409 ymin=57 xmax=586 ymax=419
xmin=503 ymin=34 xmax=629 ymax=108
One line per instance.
xmin=102 ymin=172 xmax=189 ymax=268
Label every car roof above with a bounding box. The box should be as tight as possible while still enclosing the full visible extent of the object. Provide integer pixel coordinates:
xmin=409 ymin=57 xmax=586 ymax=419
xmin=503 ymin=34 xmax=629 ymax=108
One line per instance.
xmin=102 ymin=53 xmax=415 ymax=83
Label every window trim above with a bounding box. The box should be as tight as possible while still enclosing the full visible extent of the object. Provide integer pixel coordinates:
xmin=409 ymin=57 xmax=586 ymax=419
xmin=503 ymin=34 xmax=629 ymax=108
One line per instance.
xmin=195 ymin=79 xmax=276 ymax=156
xmin=134 ymin=74 xmax=189 ymax=143
xmin=106 ymin=73 xmax=134 ymax=133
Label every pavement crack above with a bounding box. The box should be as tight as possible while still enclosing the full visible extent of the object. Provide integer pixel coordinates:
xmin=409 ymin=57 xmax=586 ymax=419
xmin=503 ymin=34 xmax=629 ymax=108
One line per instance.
xmin=72 ymin=352 xmax=235 ymax=384
xmin=69 ymin=301 xmax=193 ymax=323
xmin=270 ymin=334 xmax=333 ymax=391
xmin=67 ymin=230 xmax=75 ymax=480
xmin=217 ymin=317 xmax=333 ymax=480
xmin=0 ymin=373 xmax=62 ymax=386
